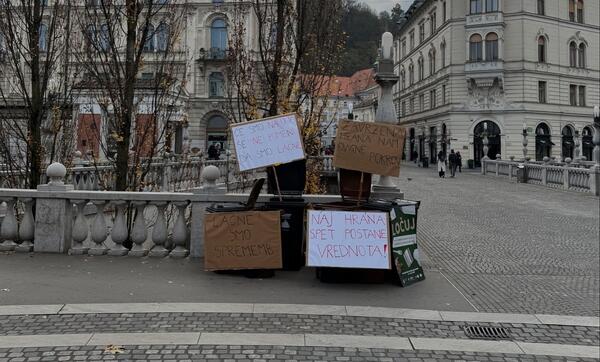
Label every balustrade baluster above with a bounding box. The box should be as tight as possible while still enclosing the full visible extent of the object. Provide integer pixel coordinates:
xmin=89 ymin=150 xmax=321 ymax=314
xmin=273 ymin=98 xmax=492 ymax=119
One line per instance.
xmin=88 ymin=200 xmax=109 ymax=255
xmin=149 ymin=202 xmax=169 ymax=257
xmin=129 ymin=201 xmax=149 ymax=257
xmin=170 ymin=201 xmax=189 ymax=258
xmin=15 ymin=198 xmax=34 ymax=252
xmin=108 ymin=201 xmax=129 ymax=256
xmin=70 ymin=200 xmax=89 ymax=255
xmin=0 ymin=198 xmax=18 ymax=251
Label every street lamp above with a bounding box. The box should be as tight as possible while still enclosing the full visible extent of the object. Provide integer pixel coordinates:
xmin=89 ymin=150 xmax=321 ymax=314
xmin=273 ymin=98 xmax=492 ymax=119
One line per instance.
xmin=593 ymin=105 xmax=600 ymax=166
xmin=522 ymin=122 xmax=528 ymax=162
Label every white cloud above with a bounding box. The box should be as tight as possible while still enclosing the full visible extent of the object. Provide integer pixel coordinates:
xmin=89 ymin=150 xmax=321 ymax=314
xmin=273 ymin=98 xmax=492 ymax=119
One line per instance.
xmin=362 ymin=0 xmax=415 ymax=14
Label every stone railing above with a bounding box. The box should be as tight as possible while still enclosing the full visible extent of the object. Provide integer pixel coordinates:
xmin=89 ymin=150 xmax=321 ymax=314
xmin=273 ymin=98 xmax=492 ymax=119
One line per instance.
xmin=0 ymin=163 xmax=339 ymax=257
xmin=482 ymin=158 xmax=599 ymax=195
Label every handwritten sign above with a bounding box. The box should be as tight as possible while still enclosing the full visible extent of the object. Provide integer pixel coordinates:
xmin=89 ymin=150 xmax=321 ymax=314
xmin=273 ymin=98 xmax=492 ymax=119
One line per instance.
xmin=333 ymin=120 xmax=406 ymax=176
xmin=204 ymin=211 xmax=282 ymax=271
xmin=306 ymin=210 xmax=390 ymax=269
xmin=231 ymin=114 xmax=305 ymax=172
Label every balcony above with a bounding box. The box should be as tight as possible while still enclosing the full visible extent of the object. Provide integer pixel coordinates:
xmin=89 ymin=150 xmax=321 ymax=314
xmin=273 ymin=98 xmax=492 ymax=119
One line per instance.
xmin=466 ymin=12 xmax=504 ymax=27
xmin=465 ymin=60 xmax=504 ymax=88
xmin=465 ymin=60 xmax=504 ymax=73
xmin=197 ymin=47 xmax=229 ymax=62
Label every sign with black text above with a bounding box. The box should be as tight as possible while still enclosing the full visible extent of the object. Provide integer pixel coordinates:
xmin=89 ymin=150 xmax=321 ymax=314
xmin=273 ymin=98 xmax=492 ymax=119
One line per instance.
xmin=390 ymin=204 xmax=425 ymax=286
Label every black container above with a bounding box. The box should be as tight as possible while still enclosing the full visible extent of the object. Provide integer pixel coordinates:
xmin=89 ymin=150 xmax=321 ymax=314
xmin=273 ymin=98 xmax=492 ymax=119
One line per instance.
xmin=267 ymin=159 xmax=306 ymax=195
xmin=263 ymin=197 xmax=306 ymax=271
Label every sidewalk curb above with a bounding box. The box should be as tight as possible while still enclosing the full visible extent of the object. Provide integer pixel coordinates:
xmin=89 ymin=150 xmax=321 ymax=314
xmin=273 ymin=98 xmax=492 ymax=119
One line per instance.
xmin=0 ymin=303 xmax=597 ymax=327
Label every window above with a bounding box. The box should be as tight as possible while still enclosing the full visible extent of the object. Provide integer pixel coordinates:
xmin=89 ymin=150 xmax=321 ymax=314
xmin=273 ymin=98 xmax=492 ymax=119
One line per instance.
xmin=537 ymin=0 xmax=545 ymax=15
xmin=469 ymin=34 xmax=482 ymax=61
xmin=440 ymin=42 xmax=446 ymax=67
xmin=430 ymin=89 xmax=437 ymax=108
xmin=578 ymin=86 xmax=586 ymax=106
xmin=156 ymin=23 xmax=169 ymax=52
xmin=430 ymin=11 xmax=437 ymax=34
xmin=400 ymin=70 xmax=405 ymax=89
xmin=409 ymin=30 xmax=415 ymax=50
xmin=442 ymin=84 xmax=447 ymax=104
xmin=418 ymin=57 xmax=424 ymax=81
xmin=578 ymin=43 xmax=586 ymax=68
xmin=99 ymin=24 xmax=110 ymax=51
xmin=569 ymin=0 xmax=575 ymax=21
xmin=410 ymin=97 xmax=414 ymax=113
xmin=211 ymin=19 xmax=228 ymax=56
xmin=538 ymin=81 xmax=547 ymax=103
xmin=419 ymin=23 xmax=425 ymax=44
xmin=486 ymin=0 xmax=498 ymax=12
xmin=470 ymin=0 xmax=483 ymax=14
xmin=401 ymin=101 xmax=406 ymax=116
xmin=409 ymin=63 xmax=414 ymax=84
xmin=485 ymin=33 xmax=498 ymax=61
xmin=569 ymin=84 xmax=577 ymax=106
xmin=39 ymin=23 xmax=48 ymax=52
xmin=212 ymin=0 xmax=224 ymax=4
xmin=537 ymin=37 xmax=546 ymax=63
xmin=401 ymin=39 xmax=406 ymax=58
xmin=569 ymin=41 xmax=577 ymax=67
xmin=419 ymin=94 xmax=424 ymax=111
xmin=442 ymin=1 xmax=447 ymax=21
xmin=429 ymin=49 xmax=436 ymax=75
xmin=143 ymin=24 xmax=155 ymax=52
xmin=209 ymin=72 xmax=224 ymax=97
xmin=576 ymin=0 xmax=584 ymax=23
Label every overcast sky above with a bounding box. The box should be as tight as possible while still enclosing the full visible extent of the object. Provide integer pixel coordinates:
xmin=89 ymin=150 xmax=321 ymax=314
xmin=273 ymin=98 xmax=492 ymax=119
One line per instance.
xmin=362 ymin=0 xmax=415 ymax=14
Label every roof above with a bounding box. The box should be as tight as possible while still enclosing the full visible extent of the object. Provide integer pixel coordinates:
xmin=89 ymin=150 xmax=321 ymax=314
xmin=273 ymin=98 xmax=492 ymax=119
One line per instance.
xmin=309 ymin=68 xmax=377 ymax=98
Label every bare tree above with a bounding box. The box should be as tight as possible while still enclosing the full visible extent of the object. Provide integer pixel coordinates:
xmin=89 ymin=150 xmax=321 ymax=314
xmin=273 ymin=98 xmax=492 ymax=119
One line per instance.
xmin=226 ymin=0 xmax=346 ymax=192
xmin=72 ymin=0 xmax=188 ymax=191
xmin=0 ymin=0 xmax=76 ymax=189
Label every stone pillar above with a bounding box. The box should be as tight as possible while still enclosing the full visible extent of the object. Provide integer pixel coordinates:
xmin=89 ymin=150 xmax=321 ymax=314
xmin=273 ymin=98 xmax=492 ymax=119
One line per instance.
xmin=34 ymin=163 xmax=74 ymax=253
xmin=190 ymin=165 xmax=226 ymax=258
xmin=372 ymin=32 xmax=404 ymax=200
xmin=590 ymin=106 xmax=600 ymax=195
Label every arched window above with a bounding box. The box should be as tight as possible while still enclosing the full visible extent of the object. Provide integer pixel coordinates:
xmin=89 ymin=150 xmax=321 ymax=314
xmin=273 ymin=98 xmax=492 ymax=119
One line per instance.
xmin=537 ymin=37 xmax=546 ymax=63
xmin=209 ymin=72 xmax=224 ymax=98
xmin=535 ymin=123 xmax=552 ymax=161
xmin=569 ymin=0 xmax=575 ymax=21
xmin=429 ymin=49 xmax=436 ymax=75
xmin=156 ymin=22 xmax=169 ymax=52
xmin=485 ymin=33 xmax=498 ymax=61
xmin=143 ymin=24 xmax=155 ymax=52
xmin=440 ymin=41 xmax=446 ymax=68
xmin=409 ymin=63 xmax=414 ymax=85
xmin=569 ymin=41 xmax=577 ymax=67
xmin=469 ymin=34 xmax=482 ymax=62
xmin=562 ymin=126 xmax=574 ymax=159
xmin=473 ymin=121 xmax=501 ymax=164
xmin=211 ymin=19 xmax=228 ymax=56
xmin=418 ymin=57 xmax=424 ymax=81
xmin=206 ymin=114 xmax=228 ymax=153
xmin=578 ymin=43 xmax=586 ymax=68
xmin=582 ymin=126 xmax=593 ymax=160
xmin=39 ymin=23 xmax=48 ymax=52
xmin=576 ymin=0 xmax=584 ymax=23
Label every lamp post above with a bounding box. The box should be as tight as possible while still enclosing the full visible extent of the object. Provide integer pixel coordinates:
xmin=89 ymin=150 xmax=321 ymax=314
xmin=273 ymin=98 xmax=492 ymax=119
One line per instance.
xmin=481 ymin=122 xmax=489 ymax=161
xmin=522 ymin=122 xmax=528 ymax=163
xmin=372 ymin=32 xmax=402 ymax=199
xmin=593 ymin=105 xmax=600 ymax=166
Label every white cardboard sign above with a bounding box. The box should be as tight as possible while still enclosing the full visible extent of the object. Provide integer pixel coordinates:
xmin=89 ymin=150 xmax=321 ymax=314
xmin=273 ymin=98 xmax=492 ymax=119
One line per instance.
xmin=307 ymin=210 xmax=391 ymax=270
xmin=231 ymin=114 xmax=305 ymax=172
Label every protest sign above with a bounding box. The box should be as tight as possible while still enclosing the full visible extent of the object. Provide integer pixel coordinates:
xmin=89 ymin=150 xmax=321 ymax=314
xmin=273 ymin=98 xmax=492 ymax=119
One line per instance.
xmin=204 ymin=211 xmax=282 ymax=271
xmin=333 ymin=119 xmax=406 ymax=176
xmin=390 ymin=204 xmax=425 ymax=286
xmin=231 ymin=114 xmax=305 ymax=172
xmin=306 ymin=210 xmax=390 ymax=269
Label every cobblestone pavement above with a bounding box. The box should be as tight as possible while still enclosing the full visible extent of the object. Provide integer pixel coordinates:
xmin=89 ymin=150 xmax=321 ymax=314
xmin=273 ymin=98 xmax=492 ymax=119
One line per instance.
xmin=0 ymin=313 xmax=597 ymax=347
xmin=0 ymin=345 xmax=598 ymax=362
xmin=397 ymin=164 xmax=600 ymax=316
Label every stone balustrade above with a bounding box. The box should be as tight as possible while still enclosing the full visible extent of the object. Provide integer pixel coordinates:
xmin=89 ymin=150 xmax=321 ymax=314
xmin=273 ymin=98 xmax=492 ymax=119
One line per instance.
xmin=0 ymin=164 xmax=341 ymax=257
xmin=482 ymin=158 xmax=599 ymax=195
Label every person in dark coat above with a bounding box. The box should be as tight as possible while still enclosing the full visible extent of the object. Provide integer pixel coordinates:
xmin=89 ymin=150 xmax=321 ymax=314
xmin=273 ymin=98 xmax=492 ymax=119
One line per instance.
xmin=207 ymin=144 xmax=218 ymax=160
xmin=448 ymin=149 xmax=458 ymax=177
xmin=456 ymin=151 xmax=463 ymax=172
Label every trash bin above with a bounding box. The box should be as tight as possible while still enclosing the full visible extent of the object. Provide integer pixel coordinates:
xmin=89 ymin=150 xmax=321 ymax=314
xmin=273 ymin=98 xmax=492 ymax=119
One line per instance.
xmin=263 ymin=197 xmax=306 ymax=271
xmin=516 ymin=164 xmax=527 ymax=183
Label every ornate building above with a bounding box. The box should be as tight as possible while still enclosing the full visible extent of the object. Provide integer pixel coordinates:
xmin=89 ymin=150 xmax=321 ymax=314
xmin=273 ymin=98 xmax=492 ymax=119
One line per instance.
xmin=394 ymin=0 xmax=599 ymax=166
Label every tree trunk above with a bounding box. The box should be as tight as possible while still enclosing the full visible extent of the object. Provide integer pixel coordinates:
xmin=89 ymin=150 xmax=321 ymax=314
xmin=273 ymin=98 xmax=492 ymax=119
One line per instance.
xmin=28 ymin=0 xmax=43 ymax=189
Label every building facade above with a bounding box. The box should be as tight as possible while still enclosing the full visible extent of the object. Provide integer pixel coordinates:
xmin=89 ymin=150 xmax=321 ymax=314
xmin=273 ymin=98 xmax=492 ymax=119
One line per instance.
xmin=394 ymin=0 xmax=599 ymax=166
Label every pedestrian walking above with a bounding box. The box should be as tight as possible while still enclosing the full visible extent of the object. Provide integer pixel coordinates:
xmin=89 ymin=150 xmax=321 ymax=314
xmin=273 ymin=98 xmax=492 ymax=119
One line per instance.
xmin=456 ymin=151 xmax=462 ymax=173
xmin=448 ymin=149 xmax=458 ymax=177
xmin=437 ymin=151 xmax=446 ymax=178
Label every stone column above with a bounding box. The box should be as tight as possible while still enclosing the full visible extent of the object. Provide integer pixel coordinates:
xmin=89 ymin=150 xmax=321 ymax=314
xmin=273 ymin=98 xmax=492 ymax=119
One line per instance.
xmin=34 ymin=163 xmax=74 ymax=253
xmin=372 ymin=32 xmax=404 ymax=200
xmin=189 ymin=165 xmax=226 ymax=258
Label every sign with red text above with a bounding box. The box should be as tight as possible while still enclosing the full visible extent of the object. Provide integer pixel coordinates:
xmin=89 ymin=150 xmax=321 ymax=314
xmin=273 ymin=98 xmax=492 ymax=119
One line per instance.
xmin=204 ymin=211 xmax=282 ymax=271
xmin=231 ymin=114 xmax=305 ymax=172
xmin=333 ymin=119 xmax=406 ymax=177
xmin=306 ymin=210 xmax=391 ymax=269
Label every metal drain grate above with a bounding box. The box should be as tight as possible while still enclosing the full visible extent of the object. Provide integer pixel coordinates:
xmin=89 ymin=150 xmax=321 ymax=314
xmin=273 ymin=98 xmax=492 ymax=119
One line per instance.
xmin=463 ymin=326 xmax=511 ymax=340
